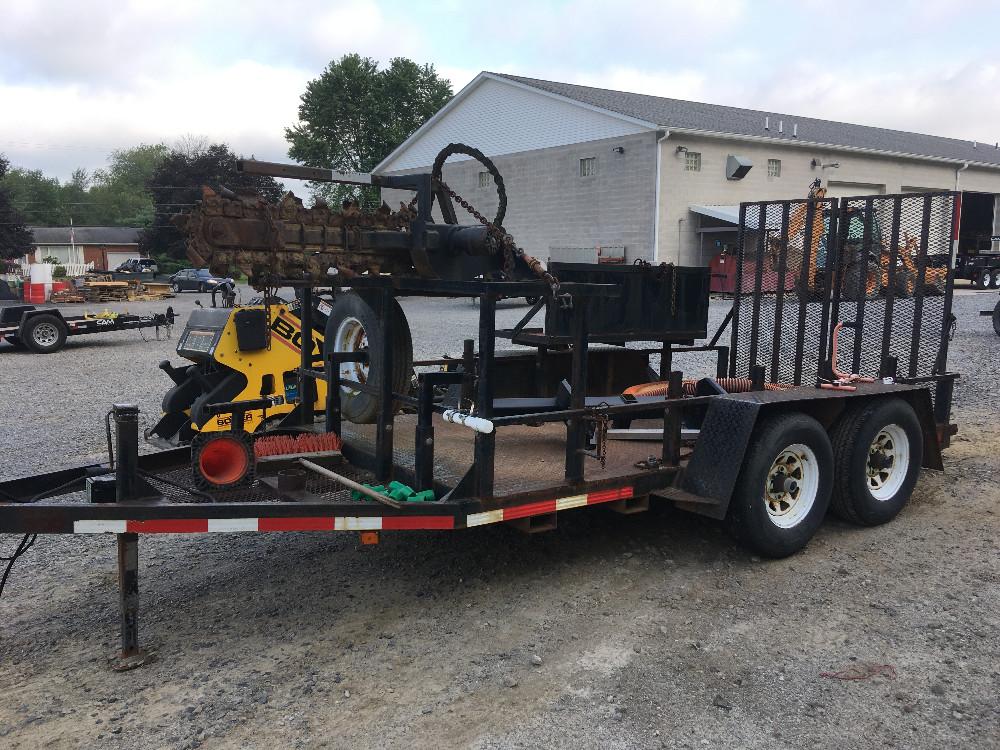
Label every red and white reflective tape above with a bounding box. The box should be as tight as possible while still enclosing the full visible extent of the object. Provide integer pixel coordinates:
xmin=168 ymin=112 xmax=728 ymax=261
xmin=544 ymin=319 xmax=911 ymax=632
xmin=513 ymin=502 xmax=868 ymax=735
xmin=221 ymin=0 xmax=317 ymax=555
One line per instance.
xmin=70 ymin=485 xmax=633 ymax=534
xmin=72 ymin=515 xmax=456 ymax=534
xmin=465 ymin=486 xmax=633 ymax=527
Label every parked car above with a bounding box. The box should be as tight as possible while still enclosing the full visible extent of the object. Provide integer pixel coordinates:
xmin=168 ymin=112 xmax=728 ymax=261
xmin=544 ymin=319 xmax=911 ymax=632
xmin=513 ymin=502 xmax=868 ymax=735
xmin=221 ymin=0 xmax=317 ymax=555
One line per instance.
xmin=115 ymin=257 xmax=158 ymax=274
xmin=170 ymin=268 xmax=235 ymax=293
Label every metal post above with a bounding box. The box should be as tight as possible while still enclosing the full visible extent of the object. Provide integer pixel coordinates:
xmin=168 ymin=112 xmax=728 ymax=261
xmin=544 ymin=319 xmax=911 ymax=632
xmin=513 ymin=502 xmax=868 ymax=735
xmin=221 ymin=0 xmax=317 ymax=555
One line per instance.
xmin=662 ymin=371 xmax=683 ymax=467
xmin=850 ymin=197 xmax=875 ymax=374
xmin=716 ymin=346 xmax=730 ymax=379
xmin=299 ymin=285 xmax=315 ymax=426
xmin=375 ymin=287 xmax=394 ymax=481
xmin=792 ymin=200 xmax=818 ymax=385
xmin=565 ymin=296 xmax=589 ymax=483
xmin=880 ymin=354 xmax=899 ymax=380
xmin=908 ymin=195 xmax=933 ymax=378
xmin=112 ymin=532 xmax=147 ymax=670
xmin=474 ymin=295 xmax=497 ymax=497
xmin=880 ymin=196 xmax=904 ymax=365
xmin=750 ymin=364 xmax=766 ymax=392
xmin=415 ymin=376 xmax=435 ymax=491
xmin=659 ymin=341 xmax=672 ymax=379
xmin=728 ymin=203 xmax=748 ymax=378
xmin=816 ymin=201 xmax=841 ymax=384
xmin=324 ymin=347 xmax=342 ymax=437
xmin=747 ymin=202 xmax=768 ymax=370
xmin=461 ymin=338 xmax=475 ymax=406
xmin=113 ymin=403 xmax=139 ymax=502
xmin=934 ymin=377 xmax=955 ymax=444
xmin=769 ymin=203 xmax=791 ymax=383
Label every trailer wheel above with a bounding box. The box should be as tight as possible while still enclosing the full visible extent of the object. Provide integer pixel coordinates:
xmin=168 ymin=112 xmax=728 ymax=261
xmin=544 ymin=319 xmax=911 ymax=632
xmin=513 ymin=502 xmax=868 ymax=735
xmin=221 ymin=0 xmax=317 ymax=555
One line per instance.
xmin=992 ymin=270 xmax=1000 ymax=289
xmin=23 ymin=314 xmax=67 ymax=354
xmin=993 ymin=300 xmax=1000 ymax=336
xmin=829 ymin=398 xmax=923 ymax=526
xmin=976 ymin=270 xmax=990 ymax=289
xmin=325 ymin=291 xmax=413 ymax=424
xmin=727 ymin=413 xmax=833 ymax=558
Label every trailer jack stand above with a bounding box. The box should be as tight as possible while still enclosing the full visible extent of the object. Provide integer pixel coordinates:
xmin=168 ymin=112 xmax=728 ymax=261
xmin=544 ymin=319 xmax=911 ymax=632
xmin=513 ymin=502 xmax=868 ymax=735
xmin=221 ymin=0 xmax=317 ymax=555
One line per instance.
xmin=110 ymin=532 xmax=151 ymax=672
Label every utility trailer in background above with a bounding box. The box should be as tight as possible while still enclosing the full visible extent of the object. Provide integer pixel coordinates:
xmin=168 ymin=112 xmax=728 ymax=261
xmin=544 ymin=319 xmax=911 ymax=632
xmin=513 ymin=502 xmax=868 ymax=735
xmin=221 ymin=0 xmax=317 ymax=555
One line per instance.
xmin=0 ymin=183 xmax=960 ymax=670
xmin=0 ymin=304 xmax=177 ymax=354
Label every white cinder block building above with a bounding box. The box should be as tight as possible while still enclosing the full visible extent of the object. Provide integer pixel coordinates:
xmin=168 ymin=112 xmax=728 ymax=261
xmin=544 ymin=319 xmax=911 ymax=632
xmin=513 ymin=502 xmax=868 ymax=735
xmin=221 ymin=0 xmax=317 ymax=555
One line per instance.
xmin=377 ymin=72 xmax=1000 ymax=267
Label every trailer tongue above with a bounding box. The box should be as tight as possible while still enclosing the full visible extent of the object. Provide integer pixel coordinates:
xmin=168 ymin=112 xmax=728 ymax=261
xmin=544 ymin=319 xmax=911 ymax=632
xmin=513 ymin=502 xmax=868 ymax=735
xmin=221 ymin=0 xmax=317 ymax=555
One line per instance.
xmin=0 ymin=148 xmax=960 ymax=670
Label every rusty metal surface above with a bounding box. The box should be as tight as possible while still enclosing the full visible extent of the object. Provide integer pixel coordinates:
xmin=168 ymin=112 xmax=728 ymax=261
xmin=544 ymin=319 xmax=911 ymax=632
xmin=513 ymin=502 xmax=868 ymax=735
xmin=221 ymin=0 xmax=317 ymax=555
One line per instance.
xmin=175 ymin=188 xmax=420 ymax=286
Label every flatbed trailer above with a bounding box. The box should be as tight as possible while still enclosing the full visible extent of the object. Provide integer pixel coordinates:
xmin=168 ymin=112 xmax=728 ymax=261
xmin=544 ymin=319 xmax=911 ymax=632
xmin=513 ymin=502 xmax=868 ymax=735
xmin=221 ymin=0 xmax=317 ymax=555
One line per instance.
xmin=0 ymin=303 xmax=176 ymax=354
xmin=0 ymin=190 xmax=961 ymax=669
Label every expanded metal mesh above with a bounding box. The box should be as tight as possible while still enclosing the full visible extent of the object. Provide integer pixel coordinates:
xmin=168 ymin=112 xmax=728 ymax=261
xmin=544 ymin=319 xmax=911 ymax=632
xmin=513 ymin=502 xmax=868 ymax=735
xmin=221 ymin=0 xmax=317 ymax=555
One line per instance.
xmin=731 ymin=192 xmax=956 ymax=385
xmin=731 ymin=198 xmax=837 ymax=386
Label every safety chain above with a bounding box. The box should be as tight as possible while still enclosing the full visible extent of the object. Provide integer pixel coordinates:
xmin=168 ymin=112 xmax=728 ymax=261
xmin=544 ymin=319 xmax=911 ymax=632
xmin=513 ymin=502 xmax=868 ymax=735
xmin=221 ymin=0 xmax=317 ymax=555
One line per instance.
xmin=436 ymin=179 xmax=560 ymax=293
xmin=634 ymin=258 xmax=678 ymax=316
xmin=582 ymin=405 xmax=611 ymax=470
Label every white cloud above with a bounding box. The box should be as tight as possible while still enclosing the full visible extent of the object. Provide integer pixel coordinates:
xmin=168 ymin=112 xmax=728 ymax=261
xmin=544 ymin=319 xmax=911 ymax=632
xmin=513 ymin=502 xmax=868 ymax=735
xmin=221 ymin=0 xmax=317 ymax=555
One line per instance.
xmin=0 ymin=60 xmax=309 ymax=176
xmin=1 ymin=0 xmax=998 ymax=180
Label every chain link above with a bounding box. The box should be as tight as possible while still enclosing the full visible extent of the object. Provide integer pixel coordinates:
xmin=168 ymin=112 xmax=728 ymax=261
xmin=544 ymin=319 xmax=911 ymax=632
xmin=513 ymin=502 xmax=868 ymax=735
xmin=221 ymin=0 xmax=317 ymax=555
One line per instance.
xmin=435 ymin=179 xmax=559 ymax=293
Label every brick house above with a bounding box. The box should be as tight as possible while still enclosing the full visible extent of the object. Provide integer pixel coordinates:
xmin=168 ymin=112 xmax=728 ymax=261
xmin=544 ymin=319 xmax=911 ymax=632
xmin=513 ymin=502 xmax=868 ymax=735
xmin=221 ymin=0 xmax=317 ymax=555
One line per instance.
xmin=27 ymin=226 xmax=144 ymax=271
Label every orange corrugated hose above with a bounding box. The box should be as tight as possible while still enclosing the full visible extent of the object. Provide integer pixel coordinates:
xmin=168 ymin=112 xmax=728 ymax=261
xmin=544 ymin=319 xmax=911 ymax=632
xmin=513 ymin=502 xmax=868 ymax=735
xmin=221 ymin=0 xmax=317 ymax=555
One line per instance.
xmin=622 ymin=377 xmax=789 ymax=397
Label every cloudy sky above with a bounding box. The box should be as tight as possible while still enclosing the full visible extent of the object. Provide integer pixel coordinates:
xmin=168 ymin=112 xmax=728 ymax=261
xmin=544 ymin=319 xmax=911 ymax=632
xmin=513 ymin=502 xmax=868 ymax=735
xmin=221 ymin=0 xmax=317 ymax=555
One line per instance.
xmin=2 ymin=0 xmax=999 ymax=180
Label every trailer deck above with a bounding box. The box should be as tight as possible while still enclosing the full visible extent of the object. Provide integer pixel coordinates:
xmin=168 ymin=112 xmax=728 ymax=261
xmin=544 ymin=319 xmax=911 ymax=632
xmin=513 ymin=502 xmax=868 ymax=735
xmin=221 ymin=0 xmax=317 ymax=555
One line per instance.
xmin=0 ymin=187 xmax=963 ymax=669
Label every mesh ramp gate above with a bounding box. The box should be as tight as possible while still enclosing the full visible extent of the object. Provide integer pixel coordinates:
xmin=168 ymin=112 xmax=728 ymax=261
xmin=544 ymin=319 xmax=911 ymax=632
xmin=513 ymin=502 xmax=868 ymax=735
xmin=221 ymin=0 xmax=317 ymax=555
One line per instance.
xmin=730 ymin=192 xmax=957 ymax=387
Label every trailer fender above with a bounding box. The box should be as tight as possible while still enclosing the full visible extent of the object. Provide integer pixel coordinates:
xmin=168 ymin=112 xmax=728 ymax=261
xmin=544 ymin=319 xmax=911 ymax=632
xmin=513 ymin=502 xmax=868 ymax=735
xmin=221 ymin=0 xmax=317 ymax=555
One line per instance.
xmin=677 ymin=398 xmax=761 ymax=520
xmin=676 ymin=388 xmax=942 ymax=520
xmin=16 ymin=306 xmax=66 ymax=336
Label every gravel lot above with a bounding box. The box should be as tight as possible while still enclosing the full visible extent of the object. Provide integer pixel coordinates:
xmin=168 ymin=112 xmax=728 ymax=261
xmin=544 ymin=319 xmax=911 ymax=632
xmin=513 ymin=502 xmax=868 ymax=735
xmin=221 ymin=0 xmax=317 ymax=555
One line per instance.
xmin=1 ymin=288 xmax=997 ymax=749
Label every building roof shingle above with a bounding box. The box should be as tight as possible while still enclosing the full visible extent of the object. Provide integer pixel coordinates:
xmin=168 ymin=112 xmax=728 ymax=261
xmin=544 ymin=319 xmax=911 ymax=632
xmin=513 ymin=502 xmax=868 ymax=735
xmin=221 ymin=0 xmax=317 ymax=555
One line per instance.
xmin=29 ymin=226 xmax=141 ymax=245
xmin=492 ymin=72 xmax=1000 ymax=168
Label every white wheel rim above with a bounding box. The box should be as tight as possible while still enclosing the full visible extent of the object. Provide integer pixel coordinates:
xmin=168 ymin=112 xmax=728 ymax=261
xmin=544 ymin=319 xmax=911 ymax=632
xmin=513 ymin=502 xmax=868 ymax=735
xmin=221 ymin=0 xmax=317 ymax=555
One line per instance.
xmin=33 ymin=323 xmax=59 ymax=347
xmin=867 ymin=423 xmax=910 ymax=501
xmin=764 ymin=442 xmax=819 ymax=528
xmin=334 ymin=316 xmax=368 ymax=395
xmin=984 ymin=271 xmax=992 ymax=286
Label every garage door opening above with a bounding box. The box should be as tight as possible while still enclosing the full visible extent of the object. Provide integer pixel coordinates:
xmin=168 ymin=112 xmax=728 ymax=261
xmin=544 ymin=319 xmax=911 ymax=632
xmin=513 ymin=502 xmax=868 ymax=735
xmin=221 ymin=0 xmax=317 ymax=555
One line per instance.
xmin=958 ymin=192 xmax=996 ymax=254
xmin=957 ymin=191 xmax=1000 ymax=288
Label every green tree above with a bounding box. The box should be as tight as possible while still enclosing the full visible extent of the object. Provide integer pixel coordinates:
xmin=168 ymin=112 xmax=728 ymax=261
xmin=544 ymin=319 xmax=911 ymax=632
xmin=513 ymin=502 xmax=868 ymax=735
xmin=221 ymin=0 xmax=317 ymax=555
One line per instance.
xmin=0 ymin=166 xmax=64 ymax=225
xmin=140 ymin=141 xmax=283 ymax=261
xmin=89 ymin=143 xmax=168 ymax=226
xmin=60 ymin=168 xmax=93 ymax=224
xmin=285 ymin=54 xmax=452 ymax=204
xmin=0 ymin=155 xmax=34 ymax=260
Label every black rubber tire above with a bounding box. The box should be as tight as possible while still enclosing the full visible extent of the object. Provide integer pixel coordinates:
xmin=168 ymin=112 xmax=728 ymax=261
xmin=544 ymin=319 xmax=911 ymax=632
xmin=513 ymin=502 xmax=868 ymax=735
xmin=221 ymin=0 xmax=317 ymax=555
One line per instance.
xmin=22 ymin=313 xmax=68 ymax=354
xmin=992 ymin=270 xmax=1000 ymax=289
xmin=992 ymin=300 xmax=1000 ymax=337
xmin=829 ymin=398 xmax=923 ymax=526
xmin=172 ymin=281 xmax=181 ymax=293
xmin=726 ymin=412 xmax=833 ymax=558
xmin=525 ymin=296 xmax=540 ymax=305
xmin=324 ymin=291 xmax=413 ymax=424
xmin=976 ymin=271 xmax=990 ymax=289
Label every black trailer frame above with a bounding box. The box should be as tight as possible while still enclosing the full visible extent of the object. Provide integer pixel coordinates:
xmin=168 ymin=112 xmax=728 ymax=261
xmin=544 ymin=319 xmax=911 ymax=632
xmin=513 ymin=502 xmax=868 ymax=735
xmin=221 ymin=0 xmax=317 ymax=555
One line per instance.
xmin=0 ymin=304 xmax=176 ymax=354
xmin=0 ymin=191 xmax=960 ymax=668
